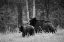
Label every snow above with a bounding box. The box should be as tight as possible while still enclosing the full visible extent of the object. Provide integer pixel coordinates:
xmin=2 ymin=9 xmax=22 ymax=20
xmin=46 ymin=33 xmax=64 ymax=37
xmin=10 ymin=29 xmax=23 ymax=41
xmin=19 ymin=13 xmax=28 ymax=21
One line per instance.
xmin=0 ymin=29 xmax=64 ymax=42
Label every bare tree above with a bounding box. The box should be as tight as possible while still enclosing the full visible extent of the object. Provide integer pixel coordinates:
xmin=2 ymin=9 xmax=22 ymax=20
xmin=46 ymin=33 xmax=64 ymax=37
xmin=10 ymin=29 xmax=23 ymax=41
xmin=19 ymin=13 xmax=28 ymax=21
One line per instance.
xmin=26 ymin=0 xmax=30 ymax=22
xmin=32 ymin=0 xmax=36 ymax=18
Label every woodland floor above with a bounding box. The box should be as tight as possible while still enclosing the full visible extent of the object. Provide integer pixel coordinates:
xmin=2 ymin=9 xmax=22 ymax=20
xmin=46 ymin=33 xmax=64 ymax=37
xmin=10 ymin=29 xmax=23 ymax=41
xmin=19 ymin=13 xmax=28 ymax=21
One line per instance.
xmin=0 ymin=27 xmax=64 ymax=42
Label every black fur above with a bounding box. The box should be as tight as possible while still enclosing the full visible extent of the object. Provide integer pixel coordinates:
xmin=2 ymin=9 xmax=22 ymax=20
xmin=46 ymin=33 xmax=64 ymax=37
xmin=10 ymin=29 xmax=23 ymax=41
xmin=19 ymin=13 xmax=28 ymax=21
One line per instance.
xmin=19 ymin=26 xmax=23 ymax=32
xmin=30 ymin=18 xmax=44 ymax=33
xmin=19 ymin=25 xmax=35 ymax=37
xmin=30 ymin=18 xmax=37 ymax=26
xmin=30 ymin=18 xmax=57 ymax=33
xmin=42 ymin=23 xmax=56 ymax=33
xmin=34 ymin=20 xmax=43 ymax=33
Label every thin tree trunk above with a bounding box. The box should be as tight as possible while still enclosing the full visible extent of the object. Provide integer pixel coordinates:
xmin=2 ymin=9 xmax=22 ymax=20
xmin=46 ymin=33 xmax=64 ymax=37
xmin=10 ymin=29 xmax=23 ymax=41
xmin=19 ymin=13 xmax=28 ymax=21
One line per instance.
xmin=45 ymin=0 xmax=49 ymax=20
xmin=33 ymin=0 xmax=35 ymax=18
xmin=26 ymin=0 xmax=29 ymax=22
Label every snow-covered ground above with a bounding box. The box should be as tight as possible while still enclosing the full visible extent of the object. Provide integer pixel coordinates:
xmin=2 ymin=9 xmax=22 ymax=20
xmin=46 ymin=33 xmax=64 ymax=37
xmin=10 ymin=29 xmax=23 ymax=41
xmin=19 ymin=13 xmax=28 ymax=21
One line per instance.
xmin=0 ymin=28 xmax=64 ymax=42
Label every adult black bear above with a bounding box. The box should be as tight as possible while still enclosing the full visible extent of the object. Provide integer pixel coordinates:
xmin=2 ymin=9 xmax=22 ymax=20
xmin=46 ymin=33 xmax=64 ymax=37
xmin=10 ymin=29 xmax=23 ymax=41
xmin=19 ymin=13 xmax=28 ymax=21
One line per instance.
xmin=30 ymin=18 xmax=44 ymax=33
xmin=41 ymin=21 xmax=57 ymax=33
xmin=19 ymin=25 xmax=35 ymax=37
xmin=30 ymin=18 xmax=37 ymax=26
xmin=29 ymin=18 xmax=56 ymax=33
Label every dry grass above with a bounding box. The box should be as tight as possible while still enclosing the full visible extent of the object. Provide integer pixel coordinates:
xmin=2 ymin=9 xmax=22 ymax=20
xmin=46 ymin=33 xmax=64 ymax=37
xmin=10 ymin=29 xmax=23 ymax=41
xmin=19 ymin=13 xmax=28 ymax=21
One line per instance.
xmin=0 ymin=28 xmax=64 ymax=42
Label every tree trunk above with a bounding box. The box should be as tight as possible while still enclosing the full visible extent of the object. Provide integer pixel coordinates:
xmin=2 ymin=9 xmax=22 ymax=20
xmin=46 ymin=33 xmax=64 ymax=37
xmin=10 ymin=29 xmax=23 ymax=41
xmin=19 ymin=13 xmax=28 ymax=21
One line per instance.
xmin=26 ymin=0 xmax=29 ymax=22
xmin=44 ymin=0 xmax=49 ymax=20
xmin=32 ymin=0 xmax=35 ymax=18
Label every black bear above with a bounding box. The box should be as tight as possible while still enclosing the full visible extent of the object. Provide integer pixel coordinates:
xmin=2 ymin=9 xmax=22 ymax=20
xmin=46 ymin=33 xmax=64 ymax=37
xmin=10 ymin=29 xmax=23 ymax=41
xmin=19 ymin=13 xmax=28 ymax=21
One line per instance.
xmin=19 ymin=25 xmax=35 ymax=37
xmin=34 ymin=20 xmax=43 ymax=33
xmin=29 ymin=18 xmax=57 ymax=33
xmin=41 ymin=21 xmax=57 ymax=33
xmin=48 ymin=24 xmax=57 ymax=33
xmin=19 ymin=26 xmax=24 ymax=32
xmin=30 ymin=18 xmax=44 ymax=33
xmin=30 ymin=18 xmax=37 ymax=26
